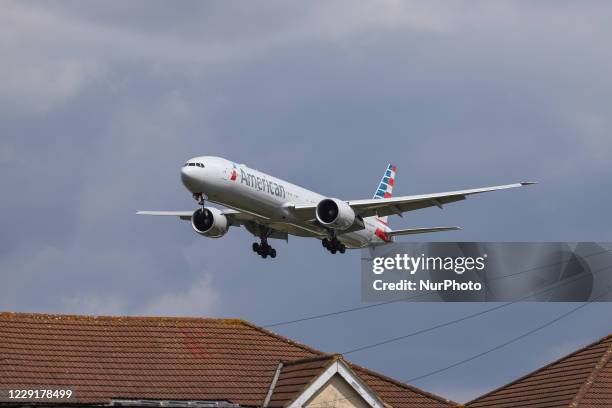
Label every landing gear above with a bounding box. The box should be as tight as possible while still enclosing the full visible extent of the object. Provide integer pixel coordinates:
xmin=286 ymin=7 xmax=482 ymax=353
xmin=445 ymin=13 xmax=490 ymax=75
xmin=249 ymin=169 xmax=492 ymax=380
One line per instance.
xmin=322 ymin=237 xmax=346 ymax=254
xmin=253 ymin=241 xmax=276 ymax=258
xmin=193 ymin=193 xmax=207 ymax=210
xmin=253 ymin=227 xmax=277 ymax=259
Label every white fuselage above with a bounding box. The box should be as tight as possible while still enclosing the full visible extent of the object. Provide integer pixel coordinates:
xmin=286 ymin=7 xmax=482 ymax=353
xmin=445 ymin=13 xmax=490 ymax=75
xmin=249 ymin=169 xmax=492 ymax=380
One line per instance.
xmin=180 ymin=156 xmax=391 ymax=248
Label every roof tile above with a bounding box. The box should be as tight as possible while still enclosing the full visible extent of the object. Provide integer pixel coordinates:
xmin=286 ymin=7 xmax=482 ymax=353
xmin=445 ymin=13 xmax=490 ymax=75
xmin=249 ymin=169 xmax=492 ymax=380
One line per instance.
xmin=0 ymin=312 xmax=454 ymax=407
xmin=468 ymin=334 xmax=612 ymax=408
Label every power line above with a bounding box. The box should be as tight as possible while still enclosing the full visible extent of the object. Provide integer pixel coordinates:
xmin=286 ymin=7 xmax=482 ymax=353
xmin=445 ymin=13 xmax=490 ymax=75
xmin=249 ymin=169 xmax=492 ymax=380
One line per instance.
xmin=341 ymin=263 xmax=611 ymax=355
xmin=262 ymin=291 xmax=432 ymax=328
xmin=299 ymin=287 xmax=611 ymax=407
xmin=405 ymin=287 xmax=611 ymax=383
xmin=342 ymin=302 xmax=509 ymax=355
xmin=262 ymin=248 xmax=612 ymax=328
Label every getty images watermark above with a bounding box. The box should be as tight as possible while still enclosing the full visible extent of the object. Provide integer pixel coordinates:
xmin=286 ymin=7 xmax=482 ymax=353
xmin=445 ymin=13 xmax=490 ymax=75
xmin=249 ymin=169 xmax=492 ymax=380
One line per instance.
xmin=371 ymin=252 xmax=487 ymax=292
xmin=361 ymin=243 xmax=612 ymax=302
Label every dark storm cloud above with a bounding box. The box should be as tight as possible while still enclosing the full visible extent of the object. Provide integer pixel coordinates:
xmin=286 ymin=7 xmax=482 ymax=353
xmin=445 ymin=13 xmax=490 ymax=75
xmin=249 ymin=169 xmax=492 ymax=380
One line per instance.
xmin=1 ymin=1 xmax=611 ymax=402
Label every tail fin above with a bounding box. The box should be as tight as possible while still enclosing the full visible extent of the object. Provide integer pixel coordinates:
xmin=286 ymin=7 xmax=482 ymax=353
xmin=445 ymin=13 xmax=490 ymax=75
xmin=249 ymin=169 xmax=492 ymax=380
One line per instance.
xmin=372 ymin=163 xmax=397 ymax=225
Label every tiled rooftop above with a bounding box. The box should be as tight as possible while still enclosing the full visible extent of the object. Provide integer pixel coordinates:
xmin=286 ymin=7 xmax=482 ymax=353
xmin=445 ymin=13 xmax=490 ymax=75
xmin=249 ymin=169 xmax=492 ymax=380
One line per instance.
xmin=0 ymin=312 xmax=455 ymax=407
xmin=467 ymin=334 xmax=612 ymax=408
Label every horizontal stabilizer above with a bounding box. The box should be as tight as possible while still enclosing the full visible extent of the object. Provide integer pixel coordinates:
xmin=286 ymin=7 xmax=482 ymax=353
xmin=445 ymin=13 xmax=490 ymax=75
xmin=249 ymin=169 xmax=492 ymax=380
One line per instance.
xmin=388 ymin=226 xmax=461 ymax=236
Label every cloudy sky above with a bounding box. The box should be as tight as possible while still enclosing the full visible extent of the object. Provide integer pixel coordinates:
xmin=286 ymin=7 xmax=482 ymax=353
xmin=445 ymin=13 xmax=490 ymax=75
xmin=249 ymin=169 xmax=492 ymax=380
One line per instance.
xmin=1 ymin=0 xmax=611 ymax=403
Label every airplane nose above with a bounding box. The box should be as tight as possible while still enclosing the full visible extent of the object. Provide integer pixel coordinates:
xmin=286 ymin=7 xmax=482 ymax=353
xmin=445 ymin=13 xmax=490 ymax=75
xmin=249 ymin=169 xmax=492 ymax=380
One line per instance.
xmin=180 ymin=166 xmax=199 ymax=192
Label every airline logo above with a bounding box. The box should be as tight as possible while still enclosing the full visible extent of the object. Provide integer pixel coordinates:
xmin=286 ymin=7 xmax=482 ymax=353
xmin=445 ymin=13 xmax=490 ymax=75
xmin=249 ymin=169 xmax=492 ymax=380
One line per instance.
xmin=375 ymin=228 xmax=392 ymax=243
xmin=239 ymin=168 xmax=286 ymax=199
xmin=230 ymin=164 xmax=238 ymax=181
xmin=375 ymin=164 xmax=396 ymax=199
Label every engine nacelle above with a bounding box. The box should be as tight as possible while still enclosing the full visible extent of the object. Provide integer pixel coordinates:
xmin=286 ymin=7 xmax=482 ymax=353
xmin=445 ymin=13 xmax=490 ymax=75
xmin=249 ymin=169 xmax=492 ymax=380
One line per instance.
xmin=316 ymin=198 xmax=355 ymax=230
xmin=191 ymin=207 xmax=229 ymax=238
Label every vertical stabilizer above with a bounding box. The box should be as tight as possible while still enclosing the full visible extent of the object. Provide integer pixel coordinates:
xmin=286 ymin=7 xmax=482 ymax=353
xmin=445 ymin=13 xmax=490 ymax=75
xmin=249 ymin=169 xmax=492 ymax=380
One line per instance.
xmin=372 ymin=164 xmax=396 ymax=225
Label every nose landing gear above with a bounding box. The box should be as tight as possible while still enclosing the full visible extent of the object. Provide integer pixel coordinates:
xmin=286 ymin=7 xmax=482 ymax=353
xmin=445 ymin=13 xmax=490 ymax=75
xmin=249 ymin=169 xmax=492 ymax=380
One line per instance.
xmin=322 ymin=237 xmax=346 ymax=254
xmin=193 ymin=193 xmax=208 ymax=210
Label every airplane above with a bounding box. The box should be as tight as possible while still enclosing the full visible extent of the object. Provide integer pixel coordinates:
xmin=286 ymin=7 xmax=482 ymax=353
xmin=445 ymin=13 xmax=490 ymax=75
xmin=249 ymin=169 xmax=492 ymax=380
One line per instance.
xmin=137 ymin=156 xmax=535 ymax=259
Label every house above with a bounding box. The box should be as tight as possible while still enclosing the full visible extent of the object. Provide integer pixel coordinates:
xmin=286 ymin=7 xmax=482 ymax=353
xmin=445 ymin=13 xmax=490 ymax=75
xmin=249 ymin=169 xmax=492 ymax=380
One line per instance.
xmin=467 ymin=333 xmax=612 ymax=408
xmin=0 ymin=312 xmax=456 ymax=408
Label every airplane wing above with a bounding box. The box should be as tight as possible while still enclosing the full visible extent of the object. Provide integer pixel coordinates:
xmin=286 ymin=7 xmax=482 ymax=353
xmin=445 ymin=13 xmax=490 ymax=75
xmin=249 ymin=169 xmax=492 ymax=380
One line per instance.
xmin=136 ymin=210 xmax=194 ymax=220
xmin=348 ymin=181 xmax=536 ymax=218
xmin=136 ymin=208 xmax=325 ymax=239
xmin=290 ymin=182 xmax=535 ymax=219
xmin=136 ymin=209 xmax=260 ymax=223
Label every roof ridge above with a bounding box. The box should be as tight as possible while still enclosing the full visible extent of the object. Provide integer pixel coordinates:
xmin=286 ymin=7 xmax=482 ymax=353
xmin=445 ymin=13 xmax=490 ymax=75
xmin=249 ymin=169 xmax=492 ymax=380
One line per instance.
xmin=0 ymin=313 xmax=325 ymax=354
xmin=570 ymin=339 xmax=612 ymax=407
xmin=282 ymin=354 xmax=339 ymax=366
xmin=239 ymin=320 xmax=328 ymax=358
xmin=467 ymin=333 xmax=612 ymax=406
xmin=0 ymin=311 xmax=250 ymax=324
xmin=347 ymin=361 xmax=458 ymax=407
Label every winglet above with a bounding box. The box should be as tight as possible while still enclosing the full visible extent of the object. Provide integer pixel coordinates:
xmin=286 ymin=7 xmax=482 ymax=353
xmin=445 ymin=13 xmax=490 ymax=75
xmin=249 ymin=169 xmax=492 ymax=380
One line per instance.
xmin=520 ymin=181 xmax=537 ymax=186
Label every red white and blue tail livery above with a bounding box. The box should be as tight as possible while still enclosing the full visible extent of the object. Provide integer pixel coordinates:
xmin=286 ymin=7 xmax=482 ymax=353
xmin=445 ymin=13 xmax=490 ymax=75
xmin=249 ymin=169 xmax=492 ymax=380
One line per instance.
xmin=137 ymin=156 xmax=535 ymax=259
xmin=373 ymin=163 xmax=396 ymax=229
xmin=374 ymin=164 xmax=396 ymax=200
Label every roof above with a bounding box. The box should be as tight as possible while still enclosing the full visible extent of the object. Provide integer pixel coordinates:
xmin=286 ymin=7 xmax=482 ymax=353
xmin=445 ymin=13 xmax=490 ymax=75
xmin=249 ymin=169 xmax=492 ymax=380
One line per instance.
xmin=265 ymin=355 xmax=336 ymax=407
xmin=265 ymin=354 xmax=392 ymax=408
xmin=467 ymin=334 xmax=612 ymax=408
xmin=0 ymin=312 xmax=455 ymax=407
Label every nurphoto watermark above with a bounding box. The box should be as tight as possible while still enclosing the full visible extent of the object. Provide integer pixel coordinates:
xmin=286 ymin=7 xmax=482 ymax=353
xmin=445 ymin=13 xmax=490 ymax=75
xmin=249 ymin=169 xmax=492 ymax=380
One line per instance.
xmin=361 ymin=242 xmax=612 ymax=302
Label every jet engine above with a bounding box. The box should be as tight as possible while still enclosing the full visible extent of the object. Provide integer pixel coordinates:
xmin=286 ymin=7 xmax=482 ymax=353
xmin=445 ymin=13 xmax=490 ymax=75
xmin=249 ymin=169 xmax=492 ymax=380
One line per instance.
xmin=191 ymin=207 xmax=229 ymax=238
xmin=316 ymin=198 xmax=355 ymax=230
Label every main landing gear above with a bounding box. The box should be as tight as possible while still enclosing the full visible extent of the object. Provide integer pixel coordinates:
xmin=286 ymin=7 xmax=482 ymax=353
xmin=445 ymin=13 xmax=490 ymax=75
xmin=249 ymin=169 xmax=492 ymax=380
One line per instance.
xmin=322 ymin=237 xmax=346 ymax=254
xmin=252 ymin=227 xmax=276 ymax=259
xmin=252 ymin=241 xmax=276 ymax=259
